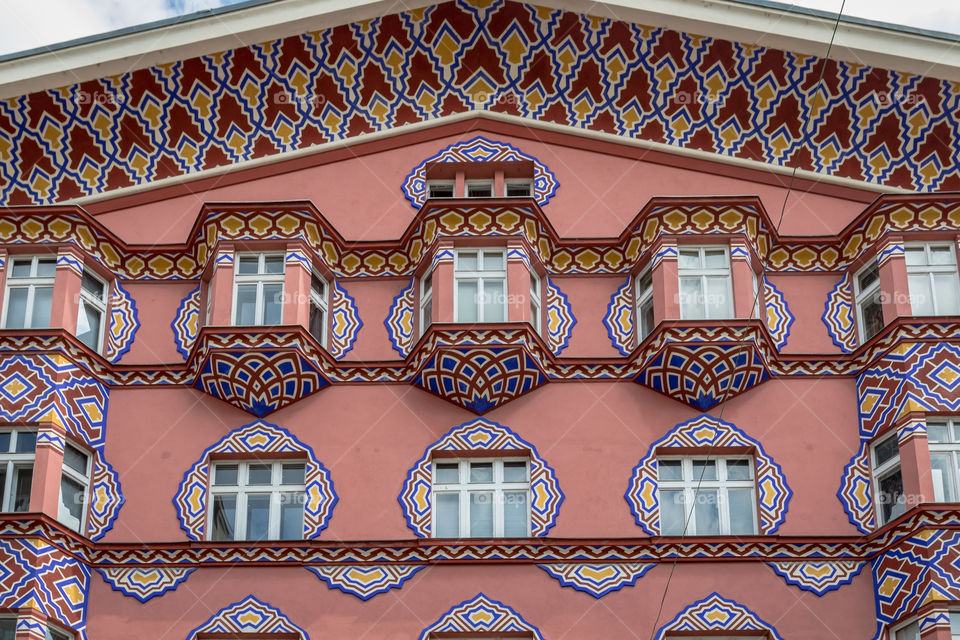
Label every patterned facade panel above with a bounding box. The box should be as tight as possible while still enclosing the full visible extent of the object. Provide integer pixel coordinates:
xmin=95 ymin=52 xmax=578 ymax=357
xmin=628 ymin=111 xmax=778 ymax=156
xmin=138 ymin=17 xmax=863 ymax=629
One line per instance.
xmin=537 ymin=563 xmax=654 ymax=598
xmin=418 ymin=593 xmax=544 ymax=640
xmin=104 ymin=282 xmax=138 ymax=363
xmin=763 ymin=276 xmax=793 ymax=350
xmin=545 ymin=278 xmax=576 ymax=355
xmin=654 ymin=592 xmax=785 ymax=640
xmin=604 ymin=277 xmax=634 ymax=355
xmin=823 ymin=274 xmax=857 ymax=353
xmin=385 ymin=278 xmax=416 ymax=357
xmin=399 ymin=418 xmax=563 ymax=537
xmin=97 ymin=567 xmax=195 ymax=603
xmin=402 ymin=137 xmax=559 ymax=208
xmin=767 ymin=560 xmax=865 ymax=596
xmin=625 ymin=414 xmax=792 ymax=535
xmin=329 ymin=281 xmax=362 ymax=359
xmin=173 ymin=420 xmax=337 ymax=541
xmin=186 ymin=595 xmax=308 ymax=639
xmin=171 ymin=286 xmax=201 ymax=359
xmin=306 ymin=565 xmax=424 ymax=600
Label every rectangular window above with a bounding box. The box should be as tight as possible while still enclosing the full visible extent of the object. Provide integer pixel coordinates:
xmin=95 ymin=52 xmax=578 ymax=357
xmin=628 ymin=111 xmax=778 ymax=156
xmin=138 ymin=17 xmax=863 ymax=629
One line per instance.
xmin=454 ymin=249 xmax=506 ymax=323
xmin=427 ymin=181 xmax=455 ymax=198
xmin=432 ymin=458 xmax=530 ymax=538
xmin=308 ymin=272 xmax=327 ymax=346
xmin=0 ymin=428 xmax=35 ymax=513
xmin=855 ymin=261 xmax=884 ymax=342
xmin=872 ymin=433 xmax=905 ymax=526
xmin=420 ymin=269 xmax=433 ymax=336
xmin=928 ymin=417 xmax=960 ymax=503
xmin=906 ymin=242 xmax=960 ymax=316
xmin=233 ymin=253 xmax=284 ymax=326
xmin=0 ymin=618 xmax=13 ymax=640
xmin=657 ymin=456 xmax=757 ymax=536
xmin=2 ymin=255 xmax=55 ymax=329
xmin=677 ymin=247 xmax=733 ymax=320
xmin=58 ymin=442 xmax=90 ymax=532
xmin=209 ymin=460 xmax=306 ymax=541
xmin=465 ymin=180 xmax=493 ymax=198
xmin=505 ymin=180 xmax=532 ymax=197
xmin=45 ymin=624 xmax=71 ymax=640
xmin=76 ymin=270 xmax=108 ymax=353
xmin=635 ymin=268 xmax=654 ymax=341
xmin=528 ymin=268 xmax=541 ymax=333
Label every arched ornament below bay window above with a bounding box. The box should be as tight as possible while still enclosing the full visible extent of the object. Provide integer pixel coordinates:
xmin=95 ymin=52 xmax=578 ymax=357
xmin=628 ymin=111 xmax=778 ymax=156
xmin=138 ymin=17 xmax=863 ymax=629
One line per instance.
xmin=654 ymin=592 xmax=785 ymax=640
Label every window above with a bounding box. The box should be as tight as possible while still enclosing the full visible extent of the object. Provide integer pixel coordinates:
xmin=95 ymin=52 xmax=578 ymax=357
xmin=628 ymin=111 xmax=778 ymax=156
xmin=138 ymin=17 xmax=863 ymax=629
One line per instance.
xmin=45 ymin=625 xmax=71 ymax=640
xmin=465 ymin=180 xmax=493 ymax=198
xmin=0 ymin=618 xmax=12 ymax=640
xmin=505 ymin=180 xmax=532 ymax=197
xmin=76 ymin=270 xmax=108 ymax=352
xmin=635 ymin=268 xmax=654 ymax=341
xmin=657 ymin=457 xmax=757 ymax=536
xmin=427 ymin=181 xmax=455 ymax=198
xmin=872 ymin=434 xmax=905 ymax=526
xmin=906 ymin=242 xmax=960 ymax=316
xmin=58 ymin=442 xmax=90 ymax=532
xmin=454 ymin=249 xmax=506 ymax=323
xmin=855 ymin=261 xmax=884 ymax=342
xmin=2 ymin=256 xmax=55 ymax=329
xmin=432 ymin=458 xmax=529 ymax=538
xmin=233 ymin=253 xmax=284 ymax=326
xmin=0 ymin=428 xmax=35 ymax=513
xmin=209 ymin=460 xmax=306 ymax=541
xmin=928 ymin=418 xmax=960 ymax=502
xmin=420 ymin=269 xmax=433 ymax=335
xmin=678 ymin=247 xmax=733 ymax=319
xmin=528 ymin=268 xmax=541 ymax=333
xmin=308 ymin=272 xmax=327 ymax=346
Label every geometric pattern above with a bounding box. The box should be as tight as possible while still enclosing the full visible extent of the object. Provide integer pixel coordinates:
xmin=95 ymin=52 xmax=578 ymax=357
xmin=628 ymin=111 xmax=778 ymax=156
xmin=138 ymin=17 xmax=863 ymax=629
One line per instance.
xmin=417 ymin=593 xmax=544 ymax=640
xmin=604 ymin=277 xmax=634 ymax=355
xmin=653 ymin=593 xmax=785 ymax=640
xmin=385 ymin=278 xmax=416 ymax=357
xmin=103 ymin=282 xmax=138 ymax=363
xmin=194 ymin=349 xmax=329 ymax=416
xmin=401 ymin=136 xmax=559 ymax=209
xmin=185 ymin=595 xmax=308 ymax=640
xmin=413 ymin=346 xmax=547 ymax=414
xmin=173 ymin=420 xmax=337 ymax=541
xmin=96 ymin=567 xmax=195 ymax=603
xmin=545 ymin=278 xmax=576 ymax=355
xmin=626 ymin=414 xmax=792 ymax=535
xmin=763 ymin=276 xmax=793 ymax=350
xmin=329 ymin=281 xmax=362 ymax=360
xmin=537 ymin=563 xmax=655 ymax=598
xmin=823 ymin=273 xmax=857 ymax=353
xmin=399 ymin=417 xmax=563 ymax=537
xmin=171 ymin=285 xmax=201 ymax=359
xmin=305 ymin=565 xmax=425 ymax=600
xmin=767 ymin=561 xmax=865 ymax=596
xmin=635 ymin=341 xmax=771 ymax=410
xmin=6 ymin=0 xmax=960 ymax=206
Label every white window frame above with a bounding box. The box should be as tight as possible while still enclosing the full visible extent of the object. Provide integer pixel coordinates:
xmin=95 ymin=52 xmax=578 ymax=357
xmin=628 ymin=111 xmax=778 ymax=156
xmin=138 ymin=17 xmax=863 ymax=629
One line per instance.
xmin=58 ymin=441 xmax=91 ymax=533
xmin=905 ymin=242 xmax=960 ymax=316
xmin=1 ymin=255 xmax=55 ymax=329
xmin=657 ymin=456 xmax=757 ymax=536
xmin=76 ymin=269 xmax=108 ymax=353
xmin=504 ymin=179 xmax=533 ymax=197
xmin=431 ymin=457 xmax=530 ymax=538
xmin=528 ymin=268 xmax=541 ymax=333
xmin=465 ymin=180 xmax=494 ymax=198
xmin=854 ymin=260 xmax=884 ymax=343
xmin=308 ymin=270 xmax=328 ymax=347
xmin=635 ymin=266 xmax=654 ymax=342
xmin=427 ymin=180 xmax=456 ymax=199
xmin=232 ymin=252 xmax=285 ymax=326
xmin=0 ymin=427 xmax=35 ymax=513
xmin=454 ymin=249 xmax=507 ymax=323
xmin=420 ymin=268 xmax=433 ymax=336
xmin=872 ymin=432 xmax=905 ymax=526
xmin=927 ymin=417 xmax=960 ymax=503
xmin=207 ymin=460 xmax=307 ymax=542
xmin=677 ymin=246 xmax=734 ymax=320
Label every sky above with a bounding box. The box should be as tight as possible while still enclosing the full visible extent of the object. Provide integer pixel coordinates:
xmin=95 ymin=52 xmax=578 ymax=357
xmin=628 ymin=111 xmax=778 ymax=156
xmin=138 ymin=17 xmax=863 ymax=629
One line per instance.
xmin=0 ymin=0 xmax=958 ymax=58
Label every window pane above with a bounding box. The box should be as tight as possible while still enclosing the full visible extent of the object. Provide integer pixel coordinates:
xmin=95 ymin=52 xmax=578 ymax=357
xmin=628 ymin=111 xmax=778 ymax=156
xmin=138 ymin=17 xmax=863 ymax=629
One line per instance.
xmin=11 ymin=259 xmax=32 ymax=278
xmin=482 ymin=280 xmax=505 ymax=322
xmin=467 ymin=183 xmax=492 ymax=197
xmin=63 ymin=444 xmax=87 ymax=474
xmin=875 ymin=436 xmax=899 ymax=466
xmin=727 ymin=488 xmax=755 ymax=534
xmin=59 ymin=475 xmax=85 ymax=530
xmin=930 ymin=453 xmax=957 ymax=502
xmin=0 ymin=433 xmax=9 ymax=452
xmin=247 ymin=464 xmax=272 ymax=485
xmin=0 ymin=467 xmax=5 ymax=510
xmin=658 ymin=460 xmax=683 ymax=482
xmin=726 ymin=459 xmax=752 ymax=481
xmin=858 ymin=263 xmax=879 ymax=290
xmin=214 ymin=465 xmax=238 ymax=486
xmin=456 ymin=280 xmax=478 ymax=322
xmin=469 ymin=462 xmax=493 ymax=483
xmin=5 ymin=288 xmax=28 ymax=328
xmin=469 ymin=491 xmax=493 ymax=537
xmin=279 ymin=492 xmax=304 ymax=539
xmin=80 ymin=273 xmax=104 ymax=299
xmin=693 ymin=488 xmax=720 ymax=535
xmin=0 ymin=620 xmax=12 ymax=640
xmin=235 ymin=285 xmax=257 ymax=325
xmin=692 ymin=459 xmax=717 ymax=481
xmin=435 ymin=493 xmax=459 ymax=537
xmin=705 ymin=276 xmax=730 ymax=318
xmin=908 ymin=274 xmax=934 ymax=315
xmin=31 ymin=286 xmax=53 ymax=328
xmin=263 ymin=255 xmax=284 ymax=274
xmin=930 ymin=246 xmax=956 ymax=265
xmin=933 ymin=273 xmax=960 ymax=314
xmin=282 ymin=463 xmax=305 ymax=485
xmin=503 ymin=461 xmax=527 ymax=483
xmin=77 ymin=300 xmax=102 ymax=350
xmin=15 ymin=431 xmax=36 ymax=453
xmin=311 ymin=274 xmax=326 ymax=297
xmin=435 ymin=462 xmax=459 ymax=484
xmin=245 ymin=494 xmax=271 ymax=541
xmin=640 ymin=298 xmax=655 ymax=339
xmin=13 ymin=466 xmax=32 ymax=512
xmin=679 ymin=277 xmax=704 ymax=319
xmin=678 ymin=250 xmax=700 ymax=270
xmin=950 ymin=612 xmax=960 ymax=633
xmin=458 ymin=252 xmax=478 ymax=271
xmin=928 ymin=421 xmax=951 ymax=443
xmin=36 ymin=258 xmax=56 ymax=278
xmin=45 ymin=627 xmax=70 ymax=640
xmin=211 ymin=494 xmax=237 ymax=541
xmin=895 ymin=621 xmax=919 ymax=640
xmin=262 ymin=284 xmax=283 ymax=325
xmin=704 ymin=249 xmax=728 ymax=269
xmin=904 ymin=247 xmax=926 ymax=266
xmin=659 ymin=490 xmax=685 ymax=535
xmin=506 ymin=182 xmax=531 ymax=197
xmin=429 ymin=183 xmax=454 ymax=198
xmin=861 ymin=295 xmax=884 ymax=339
xmin=483 ymin=252 xmax=503 ymax=271
xmin=237 ymin=255 xmax=259 ymax=274
xmin=309 ymin=305 xmax=324 ymax=342
xmin=503 ymin=491 xmax=527 ymax=536
xmin=879 ymin=469 xmax=905 ymax=524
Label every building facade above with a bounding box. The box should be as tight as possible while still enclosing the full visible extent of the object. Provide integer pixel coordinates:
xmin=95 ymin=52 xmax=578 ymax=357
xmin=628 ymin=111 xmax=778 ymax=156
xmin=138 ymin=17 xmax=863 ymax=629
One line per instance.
xmin=0 ymin=0 xmax=959 ymax=638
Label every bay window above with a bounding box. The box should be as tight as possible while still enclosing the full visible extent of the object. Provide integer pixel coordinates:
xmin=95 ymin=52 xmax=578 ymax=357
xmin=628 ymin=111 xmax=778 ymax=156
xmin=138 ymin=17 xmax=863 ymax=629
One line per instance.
xmin=58 ymin=442 xmax=90 ymax=532
xmin=2 ymin=255 xmax=55 ymax=329
xmin=905 ymin=242 xmax=960 ymax=315
xmin=432 ymin=458 xmax=530 ymax=538
xmin=209 ymin=460 xmax=306 ymax=541
xmin=454 ymin=249 xmax=506 ymax=323
xmin=928 ymin=417 xmax=960 ymax=502
xmin=0 ymin=428 xmax=35 ymax=513
xmin=678 ymin=247 xmax=733 ymax=319
xmin=854 ymin=261 xmax=884 ymax=342
xmin=76 ymin=270 xmax=107 ymax=352
xmin=635 ymin=268 xmax=654 ymax=341
xmin=872 ymin=433 xmax=905 ymax=525
xmin=233 ymin=253 xmax=284 ymax=326
xmin=657 ymin=456 xmax=757 ymax=536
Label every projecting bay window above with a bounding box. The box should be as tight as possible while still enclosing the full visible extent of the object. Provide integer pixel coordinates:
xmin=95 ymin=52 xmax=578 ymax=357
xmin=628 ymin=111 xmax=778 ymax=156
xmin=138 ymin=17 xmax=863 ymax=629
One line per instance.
xmin=872 ymin=433 xmax=905 ymax=526
xmin=657 ymin=456 xmax=757 ymax=536
xmin=678 ymin=246 xmax=733 ymax=320
xmin=893 ymin=613 xmax=960 ymax=639
xmin=209 ymin=460 xmax=306 ymax=541
xmin=76 ymin=270 xmax=108 ymax=353
xmin=432 ymin=458 xmax=530 ymax=538
xmin=2 ymin=256 xmax=55 ymax=329
xmin=233 ymin=253 xmax=284 ymax=326
xmin=455 ymin=249 xmax=506 ymax=323
xmin=855 ymin=261 xmax=884 ymax=343
xmin=308 ymin=271 xmax=328 ymax=346
xmin=905 ymin=242 xmax=960 ymax=316
xmin=0 ymin=619 xmax=70 ymax=640
xmin=0 ymin=428 xmax=35 ymax=513
xmin=58 ymin=443 xmax=90 ymax=533
xmin=928 ymin=418 xmax=960 ymax=503
xmin=635 ymin=267 xmax=654 ymax=341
